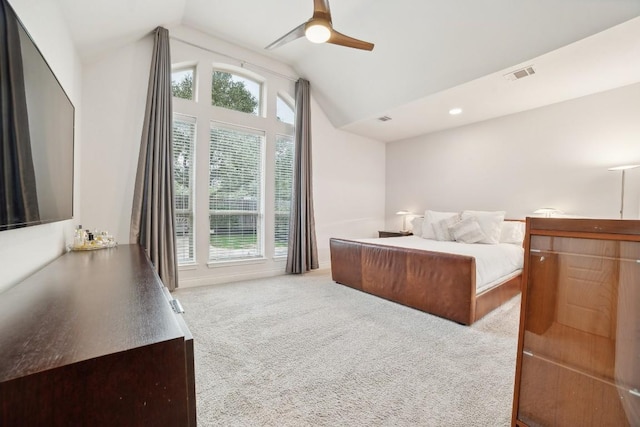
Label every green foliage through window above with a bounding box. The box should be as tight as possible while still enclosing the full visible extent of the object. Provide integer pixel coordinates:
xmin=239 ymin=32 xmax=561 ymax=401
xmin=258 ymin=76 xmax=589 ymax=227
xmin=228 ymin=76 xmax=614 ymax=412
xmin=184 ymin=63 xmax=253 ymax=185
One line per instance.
xmin=211 ymin=71 xmax=259 ymax=115
xmin=172 ymin=69 xmax=194 ymax=100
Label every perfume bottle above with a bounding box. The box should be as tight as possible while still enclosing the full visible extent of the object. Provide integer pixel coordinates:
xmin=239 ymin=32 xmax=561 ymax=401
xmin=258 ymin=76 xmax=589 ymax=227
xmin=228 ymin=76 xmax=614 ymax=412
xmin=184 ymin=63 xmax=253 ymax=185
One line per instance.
xmin=73 ymin=225 xmax=85 ymax=248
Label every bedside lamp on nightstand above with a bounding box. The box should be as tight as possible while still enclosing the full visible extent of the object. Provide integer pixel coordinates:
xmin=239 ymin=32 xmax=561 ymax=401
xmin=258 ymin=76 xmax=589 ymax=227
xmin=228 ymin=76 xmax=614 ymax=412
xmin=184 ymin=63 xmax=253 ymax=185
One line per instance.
xmin=379 ymin=210 xmax=414 ymax=237
xmin=396 ymin=210 xmax=411 ymax=231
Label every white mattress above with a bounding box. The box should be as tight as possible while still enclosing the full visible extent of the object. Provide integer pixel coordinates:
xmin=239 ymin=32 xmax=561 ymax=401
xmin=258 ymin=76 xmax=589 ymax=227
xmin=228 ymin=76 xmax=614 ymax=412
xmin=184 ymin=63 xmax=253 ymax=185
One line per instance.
xmin=354 ymin=236 xmax=524 ymax=293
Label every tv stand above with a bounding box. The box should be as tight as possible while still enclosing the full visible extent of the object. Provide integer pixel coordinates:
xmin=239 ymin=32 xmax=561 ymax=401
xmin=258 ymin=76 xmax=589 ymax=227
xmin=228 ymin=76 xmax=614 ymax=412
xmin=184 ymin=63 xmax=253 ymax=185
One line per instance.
xmin=0 ymin=244 xmax=196 ymax=426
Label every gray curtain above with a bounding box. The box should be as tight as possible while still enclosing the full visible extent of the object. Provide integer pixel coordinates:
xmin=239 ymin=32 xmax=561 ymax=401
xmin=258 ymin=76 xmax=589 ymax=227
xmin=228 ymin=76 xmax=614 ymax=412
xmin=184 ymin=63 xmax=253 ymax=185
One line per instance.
xmin=130 ymin=27 xmax=178 ymax=290
xmin=0 ymin=0 xmax=39 ymax=228
xmin=286 ymin=78 xmax=319 ymax=274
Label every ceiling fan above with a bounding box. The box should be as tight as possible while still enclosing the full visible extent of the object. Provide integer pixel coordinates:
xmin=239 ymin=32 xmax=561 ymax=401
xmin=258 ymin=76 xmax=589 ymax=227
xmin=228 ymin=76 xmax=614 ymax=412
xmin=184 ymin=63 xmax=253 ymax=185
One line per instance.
xmin=265 ymin=0 xmax=374 ymax=51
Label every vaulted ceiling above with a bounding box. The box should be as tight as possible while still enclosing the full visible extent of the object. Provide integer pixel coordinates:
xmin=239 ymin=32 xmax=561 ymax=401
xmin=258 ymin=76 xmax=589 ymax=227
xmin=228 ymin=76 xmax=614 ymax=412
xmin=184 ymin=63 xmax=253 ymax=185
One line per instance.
xmin=56 ymin=0 xmax=640 ymax=142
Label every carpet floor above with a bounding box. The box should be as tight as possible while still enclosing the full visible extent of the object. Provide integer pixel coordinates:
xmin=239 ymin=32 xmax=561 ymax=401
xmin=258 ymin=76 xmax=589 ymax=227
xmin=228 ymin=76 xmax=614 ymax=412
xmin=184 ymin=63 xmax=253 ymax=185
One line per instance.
xmin=174 ymin=270 xmax=521 ymax=426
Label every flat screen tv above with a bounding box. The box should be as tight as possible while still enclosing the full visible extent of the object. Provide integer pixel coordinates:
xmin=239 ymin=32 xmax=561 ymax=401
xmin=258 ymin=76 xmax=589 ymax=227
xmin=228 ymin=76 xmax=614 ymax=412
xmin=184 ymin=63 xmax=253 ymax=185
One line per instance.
xmin=0 ymin=0 xmax=75 ymax=231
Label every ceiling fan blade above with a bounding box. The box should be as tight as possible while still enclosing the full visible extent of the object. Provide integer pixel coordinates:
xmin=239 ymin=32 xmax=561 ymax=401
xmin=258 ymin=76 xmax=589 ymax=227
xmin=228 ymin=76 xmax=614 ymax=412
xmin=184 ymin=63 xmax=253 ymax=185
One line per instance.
xmin=312 ymin=0 xmax=331 ymax=21
xmin=265 ymin=22 xmax=306 ymax=50
xmin=328 ymin=29 xmax=374 ymax=51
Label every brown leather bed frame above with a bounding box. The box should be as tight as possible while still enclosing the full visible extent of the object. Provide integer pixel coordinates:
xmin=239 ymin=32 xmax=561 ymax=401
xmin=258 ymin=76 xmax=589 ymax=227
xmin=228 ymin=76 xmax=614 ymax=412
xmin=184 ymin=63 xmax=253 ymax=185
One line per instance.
xmin=329 ymin=238 xmax=522 ymax=325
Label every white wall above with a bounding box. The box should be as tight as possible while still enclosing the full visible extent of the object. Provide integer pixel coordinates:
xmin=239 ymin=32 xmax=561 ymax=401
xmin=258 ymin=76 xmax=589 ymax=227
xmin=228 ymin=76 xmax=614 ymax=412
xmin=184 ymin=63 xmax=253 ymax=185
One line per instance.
xmin=311 ymin=96 xmax=387 ymax=248
xmin=385 ymin=83 xmax=640 ymax=229
xmin=80 ymin=25 xmax=386 ymax=288
xmin=0 ymin=0 xmax=82 ymax=292
xmin=80 ymin=35 xmax=153 ymax=242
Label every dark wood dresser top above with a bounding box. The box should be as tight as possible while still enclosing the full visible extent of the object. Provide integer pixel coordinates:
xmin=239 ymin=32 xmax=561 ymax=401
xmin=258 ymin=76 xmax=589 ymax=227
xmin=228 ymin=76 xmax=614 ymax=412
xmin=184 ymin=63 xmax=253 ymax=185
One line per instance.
xmin=0 ymin=244 xmax=184 ymax=382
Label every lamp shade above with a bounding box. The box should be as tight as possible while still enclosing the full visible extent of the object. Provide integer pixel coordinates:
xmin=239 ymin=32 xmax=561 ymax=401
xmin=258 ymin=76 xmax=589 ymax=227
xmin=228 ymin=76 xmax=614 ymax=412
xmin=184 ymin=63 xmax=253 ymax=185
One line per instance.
xmin=533 ymin=208 xmax=563 ymax=217
xmin=396 ymin=210 xmax=411 ymax=231
xmin=608 ymin=164 xmax=640 ymax=171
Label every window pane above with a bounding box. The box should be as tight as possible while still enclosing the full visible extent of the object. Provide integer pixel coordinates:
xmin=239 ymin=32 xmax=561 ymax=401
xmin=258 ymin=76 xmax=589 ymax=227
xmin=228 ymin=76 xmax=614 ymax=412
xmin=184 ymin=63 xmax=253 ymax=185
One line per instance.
xmin=173 ymin=114 xmax=196 ymax=264
xmin=209 ymin=213 xmax=258 ymax=259
xmin=211 ymin=70 xmax=260 ymax=115
xmin=277 ymin=96 xmax=294 ymax=125
xmin=275 ymin=135 xmax=294 ymax=257
xmin=209 ymin=123 xmax=264 ymax=261
xmin=172 ymin=68 xmax=194 ymax=100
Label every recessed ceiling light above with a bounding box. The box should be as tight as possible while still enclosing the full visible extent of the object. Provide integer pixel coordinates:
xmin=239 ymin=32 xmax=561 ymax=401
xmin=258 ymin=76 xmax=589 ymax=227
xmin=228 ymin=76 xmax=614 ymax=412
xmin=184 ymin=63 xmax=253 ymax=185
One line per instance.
xmin=449 ymin=108 xmax=462 ymax=115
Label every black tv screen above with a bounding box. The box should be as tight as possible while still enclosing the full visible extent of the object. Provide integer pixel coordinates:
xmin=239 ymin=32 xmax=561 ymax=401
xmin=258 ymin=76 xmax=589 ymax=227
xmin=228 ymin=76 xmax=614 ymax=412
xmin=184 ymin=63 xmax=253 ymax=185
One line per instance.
xmin=0 ymin=0 xmax=75 ymax=231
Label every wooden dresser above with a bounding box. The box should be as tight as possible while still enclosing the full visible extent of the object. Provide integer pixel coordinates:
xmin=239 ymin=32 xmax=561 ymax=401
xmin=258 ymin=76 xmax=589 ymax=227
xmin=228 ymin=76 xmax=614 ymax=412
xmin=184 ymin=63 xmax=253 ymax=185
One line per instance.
xmin=512 ymin=218 xmax=640 ymax=426
xmin=0 ymin=244 xmax=196 ymax=426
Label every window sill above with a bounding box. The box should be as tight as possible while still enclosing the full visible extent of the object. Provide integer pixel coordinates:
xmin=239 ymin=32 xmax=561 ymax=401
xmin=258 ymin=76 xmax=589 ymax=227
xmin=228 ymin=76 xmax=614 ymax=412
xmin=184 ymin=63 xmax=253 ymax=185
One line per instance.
xmin=178 ymin=262 xmax=198 ymax=271
xmin=207 ymin=257 xmax=267 ymax=268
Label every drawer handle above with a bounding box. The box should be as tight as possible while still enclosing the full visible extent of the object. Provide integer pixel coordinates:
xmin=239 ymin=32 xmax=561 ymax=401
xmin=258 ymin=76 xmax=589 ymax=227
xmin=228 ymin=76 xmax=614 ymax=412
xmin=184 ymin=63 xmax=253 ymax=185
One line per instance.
xmin=630 ymin=389 xmax=640 ymax=398
xmin=170 ymin=298 xmax=185 ymax=314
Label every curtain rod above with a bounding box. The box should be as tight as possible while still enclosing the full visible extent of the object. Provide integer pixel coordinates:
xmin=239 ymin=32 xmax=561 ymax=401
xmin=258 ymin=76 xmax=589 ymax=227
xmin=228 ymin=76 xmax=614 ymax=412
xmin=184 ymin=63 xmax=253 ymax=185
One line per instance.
xmin=170 ymin=36 xmax=299 ymax=83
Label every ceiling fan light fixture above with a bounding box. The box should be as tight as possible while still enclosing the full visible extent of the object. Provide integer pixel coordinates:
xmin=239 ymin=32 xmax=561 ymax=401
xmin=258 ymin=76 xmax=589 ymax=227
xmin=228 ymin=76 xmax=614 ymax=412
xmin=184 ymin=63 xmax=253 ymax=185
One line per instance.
xmin=266 ymin=0 xmax=373 ymax=51
xmin=305 ymin=21 xmax=331 ymax=43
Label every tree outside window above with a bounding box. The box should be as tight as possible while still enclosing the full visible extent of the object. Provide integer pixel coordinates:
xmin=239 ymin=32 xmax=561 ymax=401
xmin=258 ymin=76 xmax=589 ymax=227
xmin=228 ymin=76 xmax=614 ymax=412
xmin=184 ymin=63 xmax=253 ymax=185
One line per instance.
xmin=211 ymin=71 xmax=260 ymax=115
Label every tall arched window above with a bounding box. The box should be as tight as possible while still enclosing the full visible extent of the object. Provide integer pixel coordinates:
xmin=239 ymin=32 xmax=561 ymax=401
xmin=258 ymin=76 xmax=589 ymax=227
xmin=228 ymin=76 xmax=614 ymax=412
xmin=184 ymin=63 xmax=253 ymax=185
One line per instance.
xmin=170 ymin=52 xmax=295 ymax=269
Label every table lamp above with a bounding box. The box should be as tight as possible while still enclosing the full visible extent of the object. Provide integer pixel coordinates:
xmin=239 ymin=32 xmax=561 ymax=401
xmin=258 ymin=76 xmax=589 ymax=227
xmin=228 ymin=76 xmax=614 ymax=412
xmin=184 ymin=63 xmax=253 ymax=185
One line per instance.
xmin=396 ymin=210 xmax=410 ymax=231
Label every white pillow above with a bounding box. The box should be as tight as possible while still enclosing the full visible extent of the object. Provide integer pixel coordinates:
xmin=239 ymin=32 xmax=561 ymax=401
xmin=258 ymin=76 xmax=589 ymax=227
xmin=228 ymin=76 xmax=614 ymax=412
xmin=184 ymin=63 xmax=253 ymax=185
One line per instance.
xmin=460 ymin=210 xmax=505 ymax=244
xmin=432 ymin=216 xmax=459 ymax=241
xmin=449 ymin=217 xmax=486 ymax=244
xmin=500 ymin=221 xmax=525 ymax=244
xmin=410 ymin=216 xmax=424 ymax=236
xmin=422 ymin=210 xmax=460 ymax=239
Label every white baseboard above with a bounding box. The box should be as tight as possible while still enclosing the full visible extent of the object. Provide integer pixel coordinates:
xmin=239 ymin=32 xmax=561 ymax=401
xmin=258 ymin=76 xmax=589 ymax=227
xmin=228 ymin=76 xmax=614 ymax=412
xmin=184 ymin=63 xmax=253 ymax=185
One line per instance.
xmin=178 ymin=259 xmax=331 ymax=289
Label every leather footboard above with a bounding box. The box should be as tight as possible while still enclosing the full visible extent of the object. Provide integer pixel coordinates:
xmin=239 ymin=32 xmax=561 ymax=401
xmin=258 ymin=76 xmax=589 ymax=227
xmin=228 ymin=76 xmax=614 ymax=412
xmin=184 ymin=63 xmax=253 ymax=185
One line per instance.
xmin=330 ymin=238 xmax=477 ymax=324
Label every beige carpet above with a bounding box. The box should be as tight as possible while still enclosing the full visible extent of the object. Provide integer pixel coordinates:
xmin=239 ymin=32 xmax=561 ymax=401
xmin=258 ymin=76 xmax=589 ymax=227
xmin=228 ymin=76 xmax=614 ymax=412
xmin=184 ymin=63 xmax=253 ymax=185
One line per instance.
xmin=175 ymin=271 xmax=521 ymax=426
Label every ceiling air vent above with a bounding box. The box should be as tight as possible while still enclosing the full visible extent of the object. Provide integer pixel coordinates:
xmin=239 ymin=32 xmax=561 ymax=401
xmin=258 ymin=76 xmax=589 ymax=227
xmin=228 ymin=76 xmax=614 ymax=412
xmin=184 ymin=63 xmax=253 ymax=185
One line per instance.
xmin=377 ymin=115 xmax=392 ymax=122
xmin=504 ymin=66 xmax=536 ymax=81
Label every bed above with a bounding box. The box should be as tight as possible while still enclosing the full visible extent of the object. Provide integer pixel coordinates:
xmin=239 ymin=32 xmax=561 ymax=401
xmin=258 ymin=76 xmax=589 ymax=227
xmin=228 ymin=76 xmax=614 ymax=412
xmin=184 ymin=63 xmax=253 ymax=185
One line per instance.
xmin=329 ymin=212 xmax=525 ymax=325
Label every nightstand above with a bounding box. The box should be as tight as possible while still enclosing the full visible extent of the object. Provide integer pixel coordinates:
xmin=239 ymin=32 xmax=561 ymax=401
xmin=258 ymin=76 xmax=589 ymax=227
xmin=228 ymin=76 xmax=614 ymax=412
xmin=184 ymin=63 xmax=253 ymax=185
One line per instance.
xmin=378 ymin=231 xmax=412 ymax=238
